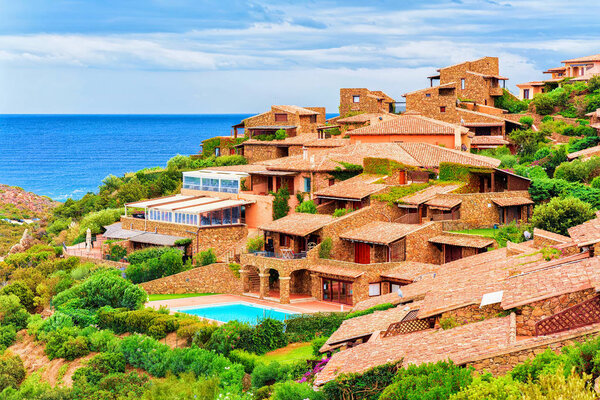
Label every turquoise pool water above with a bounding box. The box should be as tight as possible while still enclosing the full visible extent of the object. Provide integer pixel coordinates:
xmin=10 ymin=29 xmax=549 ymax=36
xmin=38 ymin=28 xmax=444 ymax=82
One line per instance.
xmin=173 ymin=302 xmax=298 ymax=323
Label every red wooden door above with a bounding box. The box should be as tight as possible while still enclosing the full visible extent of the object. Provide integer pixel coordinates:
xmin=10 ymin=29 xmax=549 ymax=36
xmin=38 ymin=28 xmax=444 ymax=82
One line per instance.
xmin=398 ymin=170 xmax=406 ymax=185
xmin=355 ymin=242 xmax=370 ymax=264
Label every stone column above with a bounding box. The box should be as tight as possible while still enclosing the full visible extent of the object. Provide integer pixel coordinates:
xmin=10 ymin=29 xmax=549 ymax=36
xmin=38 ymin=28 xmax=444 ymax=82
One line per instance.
xmin=239 ymin=269 xmax=249 ymax=293
xmin=279 ymin=276 xmax=291 ymax=304
xmin=259 ymin=273 xmax=270 ymax=299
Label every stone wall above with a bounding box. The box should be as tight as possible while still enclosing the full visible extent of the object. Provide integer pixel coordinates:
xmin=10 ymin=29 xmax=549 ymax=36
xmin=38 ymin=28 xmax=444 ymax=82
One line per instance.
xmin=140 ymin=263 xmax=243 ymax=295
xmin=339 ymin=88 xmax=394 ymax=115
xmin=432 ymin=191 xmax=532 ymax=227
xmin=244 ymin=106 xmax=326 ymax=136
xmin=404 ymin=223 xmax=444 ymax=264
xmin=120 ymin=216 xmax=247 ymax=258
xmin=467 ymin=325 xmax=600 ymax=376
xmin=515 ymin=289 xmax=597 ymax=336
xmin=242 ymin=144 xmax=281 ymax=163
xmin=440 ymin=304 xmax=504 ymax=327
xmin=71 ymin=256 xmax=129 ymax=269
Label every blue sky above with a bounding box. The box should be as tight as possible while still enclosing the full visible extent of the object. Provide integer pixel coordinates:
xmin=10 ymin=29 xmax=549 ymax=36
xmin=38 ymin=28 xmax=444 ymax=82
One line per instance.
xmin=1 ymin=0 xmax=599 ymax=113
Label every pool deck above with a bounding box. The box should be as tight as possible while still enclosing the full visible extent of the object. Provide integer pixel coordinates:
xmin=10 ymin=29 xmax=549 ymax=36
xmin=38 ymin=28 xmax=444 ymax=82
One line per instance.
xmin=146 ymin=294 xmax=352 ymax=314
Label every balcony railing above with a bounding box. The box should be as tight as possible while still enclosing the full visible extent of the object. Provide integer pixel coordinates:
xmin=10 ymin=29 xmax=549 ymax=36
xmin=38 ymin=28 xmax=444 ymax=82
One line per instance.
xmin=252 ymin=251 xmax=307 ymax=260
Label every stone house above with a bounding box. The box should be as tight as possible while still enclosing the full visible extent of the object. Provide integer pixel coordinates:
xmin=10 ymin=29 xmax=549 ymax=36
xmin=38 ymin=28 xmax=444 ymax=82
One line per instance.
xmin=335 ymin=112 xmax=400 ymax=134
xmin=403 ymin=57 xmax=522 ymax=147
xmin=232 ymin=105 xmax=326 ymax=139
xmin=345 ymin=112 xmax=472 ymax=150
xmin=339 ymin=88 xmax=396 ymax=115
xmin=517 ymin=54 xmax=600 ymax=100
xmin=314 ymin=174 xmax=389 ymax=212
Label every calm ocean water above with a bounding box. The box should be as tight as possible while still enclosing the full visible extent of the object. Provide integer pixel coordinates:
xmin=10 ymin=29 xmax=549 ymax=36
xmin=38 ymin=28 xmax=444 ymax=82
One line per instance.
xmin=0 ymin=114 xmax=252 ymax=201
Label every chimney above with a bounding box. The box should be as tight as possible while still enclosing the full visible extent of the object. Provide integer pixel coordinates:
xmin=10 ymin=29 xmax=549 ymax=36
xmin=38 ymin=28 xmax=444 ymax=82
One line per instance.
xmin=303 ymin=147 xmax=308 ymax=160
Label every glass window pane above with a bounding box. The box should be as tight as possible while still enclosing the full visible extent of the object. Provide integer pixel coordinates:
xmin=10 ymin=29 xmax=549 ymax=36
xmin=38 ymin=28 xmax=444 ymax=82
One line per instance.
xmin=201 ymin=213 xmax=210 ymax=226
xmin=223 ymin=208 xmax=232 ymax=224
xmin=232 ymin=207 xmax=239 ymax=224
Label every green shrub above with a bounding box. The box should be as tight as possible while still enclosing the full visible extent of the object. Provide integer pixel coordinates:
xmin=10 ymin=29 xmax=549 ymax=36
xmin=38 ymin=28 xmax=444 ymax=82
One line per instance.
xmin=174 ymin=238 xmax=192 ymax=247
xmin=510 ymin=348 xmax=563 ymax=383
xmin=79 ymin=208 xmax=124 ymax=235
xmin=127 ymin=247 xmax=175 ymax=265
xmin=494 ymin=221 xmax=530 ymax=247
xmin=275 ymin=129 xmax=288 ymax=140
xmin=332 ymin=208 xmax=352 ymax=217
xmin=311 ymin=336 xmax=328 ymax=356
xmin=569 ymin=136 xmax=600 ymax=153
xmin=494 ymin=89 xmax=529 ymax=113
xmin=53 ymin=270 xmax=147 ymax=311
xmin=254 ymin=384 xmax=274 ymax=400
xmin=215 ymin=155 xmax=247 ymax=166
xmin=126 ymin=248 xmax=185 ymax=284
xmin=46 ymin=217 xmax=72 ymax=236
xmin=138 ymin=372 xmax=219 ymax=400
xmin=108 ymin=243 xmax=127 ymax=261
xmin=195 ymin=248 xmax=217 ymax=266
xmin=295 ymin=200 xmax=317 ymax=214
xmin=0 ymin=351 xmax=26 ymax=392
xmin=323 ymin=362 xmax=400 ymax=400
xmin=591 ymin=176 xmax=600 ymax=189
xmin=246 ymin=235 xmax=265 ymax=253
xmin=378 ymin=361 xmax=473 ymax=400
xmin=318 ymin=238 xmax=332 ymax=259
xmin=272 ymin=187 xmax=290 ymax=220
xmin=519 ymin=116 xmax=534 ymax=128
xmin=0 ymin=325 xmax=17 ymax=350
xmin=45 ymin=327 xmax=90 ymax=360
xmin=285 ymin=313 xmax=347 ymax=342
xmin=228 ymin=349 xmax=260 ymax=374
xmin=191 ymin=322 xmax=218 ymax=347
xmin=439 ymin=316 xmax=460 ymax=330
xmin=270 ymin=380 xmax=324 ymax=400
xmin=1 ymin=281 xmax=35 ymax=312
xmin=0 ymin=295 xmax=29 ymax=330
xmin=206 ymin=320 xmax=254 ymax=356
xmin=541 ymin=115 xmax=554 ymax=123
xmin=228 ymin=262 xmax=241 ymax=277
xmin=554 ymin=159 xmax=591 ymax=182
xmin=531 ymin=196 xmax=596 ymax=236
xmin=253 ymin=318 xmax=288 ymax=355
xmin=251 ymin=361 xmax=286 ymax=388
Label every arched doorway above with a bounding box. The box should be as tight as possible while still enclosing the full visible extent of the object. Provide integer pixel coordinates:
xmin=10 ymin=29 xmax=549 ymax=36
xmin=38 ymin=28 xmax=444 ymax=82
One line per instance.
xmin=268 ymin=268 xmax=280 ymax=294
xmin=290 ymin=269 xmax=312 ymax=298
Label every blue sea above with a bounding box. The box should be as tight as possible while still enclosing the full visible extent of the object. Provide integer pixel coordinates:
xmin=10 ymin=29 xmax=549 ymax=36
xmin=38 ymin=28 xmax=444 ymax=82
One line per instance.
xmin=0 ymin=114 xmax=252 ymax=201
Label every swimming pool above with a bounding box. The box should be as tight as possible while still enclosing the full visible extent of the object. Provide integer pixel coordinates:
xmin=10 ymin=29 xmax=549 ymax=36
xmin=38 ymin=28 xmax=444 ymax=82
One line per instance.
xmin=173 ymin=302 xmax=299 ymax=324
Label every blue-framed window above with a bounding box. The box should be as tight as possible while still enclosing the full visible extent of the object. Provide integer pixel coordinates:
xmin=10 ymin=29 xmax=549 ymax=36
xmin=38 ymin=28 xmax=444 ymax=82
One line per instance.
xmin=303 ymin=177 xmax=311 ymax=192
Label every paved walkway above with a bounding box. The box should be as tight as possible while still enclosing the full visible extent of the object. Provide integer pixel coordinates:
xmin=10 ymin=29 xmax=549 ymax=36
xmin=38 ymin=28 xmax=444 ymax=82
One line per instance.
xmin=146 ymin=294 xmax=351 ymax=314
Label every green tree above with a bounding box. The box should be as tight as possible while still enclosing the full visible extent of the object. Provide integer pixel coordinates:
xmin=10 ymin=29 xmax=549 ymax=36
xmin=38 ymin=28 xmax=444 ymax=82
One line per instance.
xmin=295 ymin=200 xmax=317 ymax=214
xmin=0 ymin=351 xmax=26 ymax=392
xmin=531 ymin=196 xmax=595 ymax=236
xmin=116 ymin=177 xmax=147 ymax=204
xmin=509 ymin=128 xmax=548 ymax=157
xmin=1 ymin=281 xmax=35 ymax=312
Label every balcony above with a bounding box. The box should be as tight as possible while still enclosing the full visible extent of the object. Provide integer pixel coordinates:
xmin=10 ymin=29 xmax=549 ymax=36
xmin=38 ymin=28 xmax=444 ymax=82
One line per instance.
xmin=489 ymin=87 xmax=504 ymax=97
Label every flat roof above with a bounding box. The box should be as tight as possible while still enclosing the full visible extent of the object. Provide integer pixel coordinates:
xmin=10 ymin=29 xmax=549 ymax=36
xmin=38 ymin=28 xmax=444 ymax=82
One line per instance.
xmin=126 ymin=196 xmax=253 ymax=214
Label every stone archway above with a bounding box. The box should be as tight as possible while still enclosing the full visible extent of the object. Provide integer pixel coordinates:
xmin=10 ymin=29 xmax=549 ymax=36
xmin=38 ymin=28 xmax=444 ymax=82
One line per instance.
xmin=241 ymin=265 xmax=260 ymax=294
xmin=290 ymin=269 xmax=312 ymax=298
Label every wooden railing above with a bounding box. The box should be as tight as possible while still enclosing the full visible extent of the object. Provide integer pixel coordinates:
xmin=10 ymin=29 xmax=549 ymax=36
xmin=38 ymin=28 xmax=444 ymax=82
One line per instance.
xmin=535 ymin=295 xmax=600 ymax=336
xmin=396 ymin=213 xmax=419 ymax=224
xmin=382 ymin=312 xmax=436 ymax=338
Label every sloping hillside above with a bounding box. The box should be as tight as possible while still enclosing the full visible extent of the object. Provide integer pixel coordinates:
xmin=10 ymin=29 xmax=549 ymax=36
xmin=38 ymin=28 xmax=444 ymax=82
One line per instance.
xmin=0 ymin=184 xmax=57 ymax=220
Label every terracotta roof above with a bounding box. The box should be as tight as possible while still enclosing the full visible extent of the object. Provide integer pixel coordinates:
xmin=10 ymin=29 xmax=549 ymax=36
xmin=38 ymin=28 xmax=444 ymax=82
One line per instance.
xmin=428 ymin=233 xmax=494 ymax=248
xmin=562 ymin=54 xmax=600 ymax=63
xmin=340 ymin=222 xmax=428 ymax=245
xmin=457 ymin=108 xmax=523 ymax=126
xmin=463 ymin=122 xmax=504 ymax=127
xmin=492 ymin=197 xmax=534 ymax=207
xmin=501 ymin=254 xmax=599 ymax=309
xmin=202 ymin=164 xmax=269 ymax=172
xmin=309 ymin=265 xmax=364 ymax=279
xmin=258 ymin=213 xmax=335 ymax=236
xmin=261 ymin=142 xmax=501 ymax=172
xmin=533 ymin=228 xmax=571 ymax=245
xmin=347 ymin=114 xmax=468 ymax=136
xmin=400 ymin=184 xmax=462 ymax=206
xmin=315 ymin=174 xmax=387 ymax=200
xmin=272 ymin=105 xmax=320 ymax=115
xmin=247 ymin=125 xmax=296 ymax=130
xmin=398 ymin=142 xmax=501 ymax=169
xmin=544 ymin=66 xmax=567 ymax=72
xmin=517 ymin=81 xmax=546 ymax=87
xmin=418 ymin=246 xmax=544 ymax=318
xmin=321 ymin=304 xmax=419 ymax=352
xmin=380 ymin=262 xmax=439 ymax=282
xmin=129 ymin=232 xmax=187 ymax=246
xmin=466 ymin=71 xmax=508 ymax=80
xmin=591 ymin=124 xmax=600 ymax=130
xmin=314 ymin=316 xmax=514 ymax=386
xmin=240 ymin=132 xmax=319 ymax=146
xmin=403 ymin=82 xmax=456 ymax=96
xmin=352 ymin=292 xmax=404 ymax=312
xmin=303 ymin=138 xmax=350 ymax=148
xmin=568 ymin=217 xmax=600 ymax=247
xmin=351 ymin=274 xmax=436 ymax=312
xmin=337 ymin=113 xmax=394 ymax=123
xmin=425 ymin=197 xmax=462 ymax=209
xmin=567 ymin=145 xmax=600 ymax=160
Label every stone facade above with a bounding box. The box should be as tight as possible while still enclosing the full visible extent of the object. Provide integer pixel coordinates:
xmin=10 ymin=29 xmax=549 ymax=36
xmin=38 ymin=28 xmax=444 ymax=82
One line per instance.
xmin=244 ymin=106 xmax=326 ymax=136
xmin=339 ymin=88 xmax=395 ymax=115
xmin=404 ymin=223 xmax=444 ymax=264
xmin=515 ymin=289 xmax=597 ymax=336
xmin=440 ymin=304 xmax=505 ymax=327
xmin=120 ymin=216 xmax=247 ymax=258
xmin=242 ymin=144 xmax=286 ymax=164
xmin=431 ymin=191 xmax=533 ymax=227
xmin=140 ymin=263 xmax=243 ymax=295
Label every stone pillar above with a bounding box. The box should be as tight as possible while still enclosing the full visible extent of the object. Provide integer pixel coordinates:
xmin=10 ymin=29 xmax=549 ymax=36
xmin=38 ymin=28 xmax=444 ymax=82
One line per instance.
xmin=279 ymin=276 xmax=291 ymax=304
xmin=259 ymin=273 xmax=270 ymax=299
xmin=240 ymin=269 xmax=249 ymax=293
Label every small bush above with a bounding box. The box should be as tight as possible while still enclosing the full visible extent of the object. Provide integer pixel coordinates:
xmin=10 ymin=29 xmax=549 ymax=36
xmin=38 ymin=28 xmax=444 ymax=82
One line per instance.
xmin=332 ymin=208 xmax=352 ymax=217
xmin=1 ymin=281 xmax=35 ymax=312
xmin=274 ymin=129 xmax=288 ymax=140
xmin=295 ymin=200 xmax=317 ymax=214
xmin=206 ymin=320 xmax=254 ymax=356
xmin=251 ymin=361 xmax=286 ymax=388
xmin=0 ymin=325 xmax=17 ymax=350
xmin=228 ymin=262 xmax=241 ymax=277
xmin=0 ymin=351 xmax=26 ymax=391
xmin=285 ymin=313 xmax=347 ymax=343
xmin=344 ymin=303 xmax=395 ymax=320
xmin=318 ymin=238 xmax=332 ymax=259
xmin=272 ymin=187 xmax=290 ymax=220
xmin=519 ymin=116 xmax=534 ymax=128
xmin=228 ymin=349 xmax=260 ymax=374
xmin=323 ymin=362 xmax=400 ymax=400
xmin=191 ymin=322 xmax=218 ymax=347
xmin=311 ymin=336 xmax=328 ymax=356
xmin=0 ymin=294 xmax=30 ymax=330
xmin=253 ymin=318 xmax=288 ymax=355
xmin=246 ymin=236 xmax=265 ymax=253
xmin=270 ymin=380 xmax=324 ymax=400
xmin=195 ymin=248 xmax=217 ymax=266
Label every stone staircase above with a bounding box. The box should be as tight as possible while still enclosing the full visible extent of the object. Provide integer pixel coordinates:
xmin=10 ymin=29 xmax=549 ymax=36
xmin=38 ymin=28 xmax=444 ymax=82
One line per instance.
xmin=247 ymin=269 xmax=260 ymax=292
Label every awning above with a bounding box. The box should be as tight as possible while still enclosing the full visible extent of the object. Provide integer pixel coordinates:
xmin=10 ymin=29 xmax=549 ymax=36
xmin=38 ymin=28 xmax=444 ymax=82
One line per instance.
xmin=129 ymin=232 xmax=187 ymax=246
xmin=182 ymin=199 xmax=254 ymax=213
xmin=126 ymin=195 xmax=194 ymax=209
xmin=250 ymin=170 xmax=298 ymax=177
xmin=103 ymin=222 xmax=144 ymax=240
xmin=259 ymin=213 xmax=335 ymax=237
xmin=492 ymin=197 xmax=534 ymax=207
xmin=340 ymin=222 xmax=421 ymax=245
xmin=429 ymin=234 xmax=494 ymax=249
xmin=247 ymin=125 xmax=297 ymax=130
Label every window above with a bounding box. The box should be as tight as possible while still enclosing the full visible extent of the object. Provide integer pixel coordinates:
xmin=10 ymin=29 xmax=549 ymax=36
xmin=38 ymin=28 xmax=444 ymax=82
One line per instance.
xmin=183 ymin=176 xmax=201 ymax=190
xmin=461 ymin=78 xmax=465 ymax=90
xmin=523 ymin=89 xmax=530 ymax=100
xmin=232 ymin=207 xmax=240 ymax=224
xmin=391 ymin=283 xmax=401 ymax=294
xmin=440 ymin=106 xmax=446 ymax=113
xmin=274 ymin=113 xmax=288 ymax=122
xmin=201 ymin=213 xmax=210 ymax=226
xmin=353 ymin=95 xmax=360 ymax=103
xmin=369 ymin=283 xmax=381 ymax=297
xmin=280 ymin=233 xmax=291 ymax=247
xmin=425 ymin=93 xmax=431 ymax=98
xmin=303 ymin=177 xmax=311 ymax=192
xmin=211 ymin=210 xmax=222 ymax=225
xmin=220 ymin=179 xmax=238 ymax=193
xmin=222 ymin=208 xmax=232 ymax=224
xmin=215 ymin=147 xmax=220 ymax=157
xmin=328 ymin=178 xmax=335 ymax=186
xmin=202 ymin=178 xmax=219 ymax=192
xmin=309 ymin=115 xmax=317 ymax=123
